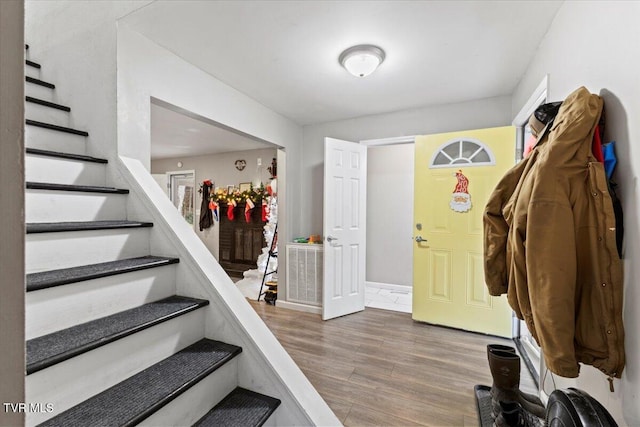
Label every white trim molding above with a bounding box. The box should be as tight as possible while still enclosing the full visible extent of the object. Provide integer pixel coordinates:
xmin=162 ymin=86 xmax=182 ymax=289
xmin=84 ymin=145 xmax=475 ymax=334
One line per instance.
xmin=360 ymin=135 xmax=416 ymax=146
xmin=365 ymin=281 xmax=412 ymax=292
xmin=277 ymin=300 xmax=322 ymax=315
xmin=513 ymin=75 xmax=549 ymax=127
xmin=513 ymin=75 xmax=549 ymax=160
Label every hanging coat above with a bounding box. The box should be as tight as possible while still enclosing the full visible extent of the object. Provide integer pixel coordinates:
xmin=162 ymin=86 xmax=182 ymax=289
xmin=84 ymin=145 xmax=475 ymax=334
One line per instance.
xmin=199 ymin=181 xmax=214 ymax=231
xmin=484 ymin=87 xmax=624 ymax=380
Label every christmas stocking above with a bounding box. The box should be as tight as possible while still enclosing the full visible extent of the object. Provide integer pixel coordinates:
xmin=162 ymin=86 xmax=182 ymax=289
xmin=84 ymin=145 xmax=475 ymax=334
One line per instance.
xmin=227 ymin=200 xmax=236 ymax=220
xmin=261 ymin=199 xmax=268 ymax=222
xmin=245 ymin=198 xmax=255 ymax=223
xmin=209 ymin=200 xmax=219 ymax=222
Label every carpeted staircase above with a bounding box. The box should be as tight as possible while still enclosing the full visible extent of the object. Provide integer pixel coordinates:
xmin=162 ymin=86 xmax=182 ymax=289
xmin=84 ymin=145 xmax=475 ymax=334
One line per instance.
xmin=24 ymin=45 xmax=280 ymax=426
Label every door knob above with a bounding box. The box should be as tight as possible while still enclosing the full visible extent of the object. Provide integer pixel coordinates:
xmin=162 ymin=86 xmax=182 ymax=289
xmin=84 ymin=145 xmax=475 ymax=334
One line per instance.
xmin=326 ymin=236 xmax=338 ymax=242
xmin=415 ymin=235 xmax=426 ymax=243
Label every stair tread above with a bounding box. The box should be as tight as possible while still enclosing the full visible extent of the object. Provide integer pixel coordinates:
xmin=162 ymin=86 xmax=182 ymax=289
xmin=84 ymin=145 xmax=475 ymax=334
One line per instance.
xmin=25 ymin=76 xmax=55 ymax=89
xmin=26 ymin=148 xmax=107 ymax=164
xmin=27 ymin=296 xmax=210 ymax=375
xmin=39 ymin=339 xmax=241 ymax=427
xmin=27 ymin=255 xmax=179 ymax=292
xmin=193 ymin=387 xmax=281 ymax=427
xmin=26 ymin=119 xmax=89 ymax=137
xmin=26 ymin=59 xmax=41 ymax=69
xmin=26 ymin=96 xmax=71 ymax=112
xmin=26 ymin=182 xmax=129 ymax=194
xmin=26 ymin=220 xmax=153 ymax=234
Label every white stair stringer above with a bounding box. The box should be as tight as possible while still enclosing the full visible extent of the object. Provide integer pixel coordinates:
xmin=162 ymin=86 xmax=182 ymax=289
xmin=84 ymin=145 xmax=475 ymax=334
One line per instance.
xmin=117 ymin=157 xmax=341 ymax=426
xmin=26 ymin=227 xmax=150 ymax=273
xmin=26 ymin=153 xmax=107 ymax=187
xmin=26 ymin=309 xmax=205 ymax=426
xmin=25 ymin=124 xmax=87 ymax=155
xmin=26 ymin=189 xmax=127 ymax=222
xmin=138 ymin=357 xmax=238 ymax=427
xmin=25 ymin=100 xmax=70 ymax=128
xmin=26 ymin=265 xmax=178 ymax=340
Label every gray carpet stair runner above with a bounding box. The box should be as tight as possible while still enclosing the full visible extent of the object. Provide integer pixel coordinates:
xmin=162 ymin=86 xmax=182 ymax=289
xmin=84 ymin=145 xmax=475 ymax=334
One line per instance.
xmin=26 ymin=220 xmax=153 ymax=234
xmin=38 ymin=339 xmax=242 ymax=427
xmin=26 ymin=47 xmax=281 ymax=426
xmin=26 ymin=147 xmax=107 ymax=163
xmin=193 ymin=387 xmax=281 ymax=427
xmin=27 ymin=296 xmax=209 ymax=374
xmin=27 ymin=181 xmax=129 ymax=194
xmin=27 ymin=256 xmax=179 ymax=292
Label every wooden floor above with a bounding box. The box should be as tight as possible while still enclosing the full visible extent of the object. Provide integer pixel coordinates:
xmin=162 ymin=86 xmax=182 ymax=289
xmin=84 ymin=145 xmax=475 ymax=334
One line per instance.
xmin=249 ymin=301 xmax=537 ymax=427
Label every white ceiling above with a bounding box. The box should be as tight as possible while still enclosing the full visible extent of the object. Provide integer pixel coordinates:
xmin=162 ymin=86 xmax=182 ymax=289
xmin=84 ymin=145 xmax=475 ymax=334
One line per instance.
xmin=124 ymin=0 xmax=563 ymax=127
xmin=150 ymin=102 xmax=274 ymax=159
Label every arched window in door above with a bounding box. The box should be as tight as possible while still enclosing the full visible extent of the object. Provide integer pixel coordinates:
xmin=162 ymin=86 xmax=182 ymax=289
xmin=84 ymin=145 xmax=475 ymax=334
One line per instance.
xmin=429 ymin=138 xmax=495 ymax=168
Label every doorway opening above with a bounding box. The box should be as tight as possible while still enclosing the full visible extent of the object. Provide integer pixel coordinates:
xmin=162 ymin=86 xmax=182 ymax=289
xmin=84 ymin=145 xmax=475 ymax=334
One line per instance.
xmin=148 ymin=98 xmax=285 ymax=300
xmin=167 ymin=170 xmax=196 ymax=226
xmin=361 ymin=136 xmax=416 ymax=314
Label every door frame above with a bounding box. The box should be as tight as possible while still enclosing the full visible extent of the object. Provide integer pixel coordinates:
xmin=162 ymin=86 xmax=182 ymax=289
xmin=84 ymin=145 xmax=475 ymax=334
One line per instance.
xmin=166 ymin=169 xmax=196 ymax=229
xmin=511 ymin=75 xmax=548 ymax=393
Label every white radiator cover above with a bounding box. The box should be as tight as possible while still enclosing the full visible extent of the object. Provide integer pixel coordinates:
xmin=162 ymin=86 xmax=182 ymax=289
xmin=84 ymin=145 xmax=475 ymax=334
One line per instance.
xmin=286 ymin=244 xmax=323 ymax=306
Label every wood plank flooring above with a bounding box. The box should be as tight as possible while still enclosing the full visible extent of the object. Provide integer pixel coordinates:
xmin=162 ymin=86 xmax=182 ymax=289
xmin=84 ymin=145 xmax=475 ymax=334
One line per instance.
xmin=249 ymin=301 xmax=538 ymax=427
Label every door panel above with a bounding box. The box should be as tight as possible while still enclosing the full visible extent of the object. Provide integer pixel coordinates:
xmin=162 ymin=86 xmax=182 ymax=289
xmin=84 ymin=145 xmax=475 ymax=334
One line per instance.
xmin=413 ymin=126 xmax=514 ymax=337
xmin=323 ymin=138 xmax=367 ymax=320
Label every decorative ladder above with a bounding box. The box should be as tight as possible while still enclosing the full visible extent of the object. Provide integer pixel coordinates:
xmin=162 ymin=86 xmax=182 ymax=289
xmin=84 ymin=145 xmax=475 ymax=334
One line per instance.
xmin=257 ymin=222 xmax=278 ymax=304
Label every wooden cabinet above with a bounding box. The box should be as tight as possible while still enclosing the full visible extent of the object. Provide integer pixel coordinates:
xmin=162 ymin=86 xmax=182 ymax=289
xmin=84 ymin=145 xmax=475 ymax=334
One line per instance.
xmin=219 ymin=202 xmax=266 ymax=277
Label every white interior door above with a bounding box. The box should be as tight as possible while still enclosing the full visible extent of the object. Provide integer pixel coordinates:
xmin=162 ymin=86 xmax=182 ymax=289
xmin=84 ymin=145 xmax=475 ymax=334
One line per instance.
xmin=323 ymin=137 xmax=367 ymax=320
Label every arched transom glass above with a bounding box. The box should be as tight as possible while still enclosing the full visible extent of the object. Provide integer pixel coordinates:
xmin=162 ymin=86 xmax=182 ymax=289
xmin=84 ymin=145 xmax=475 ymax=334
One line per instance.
xmin=429 ymin=138 xmax=496 ymax=168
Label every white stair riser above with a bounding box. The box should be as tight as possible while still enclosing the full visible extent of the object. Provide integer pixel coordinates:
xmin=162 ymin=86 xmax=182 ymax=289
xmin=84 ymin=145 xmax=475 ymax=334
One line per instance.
xmin=26 ymin=154 xmax=106 ymax=187
xmin=25 ymin=83 xmax=56 ymax=103
xmin=26 ymin=265 xmax=177 ymax=340
xmin=26 ymin=228 xmax=151 ymax=273
xmin=26 ymin=190 xmax=127 ymax=223
xmin=26 ymin=309 xmax=206 ymax=426
xmin=139 ymin=357 xmax=238 ymax=427
xmin=26 ymin=101 xmax=70 ymax=128
xmin=25 ymin=125 xmax=86 ymax=156
xmin=25 ymin=65 xmax=40 ymax=79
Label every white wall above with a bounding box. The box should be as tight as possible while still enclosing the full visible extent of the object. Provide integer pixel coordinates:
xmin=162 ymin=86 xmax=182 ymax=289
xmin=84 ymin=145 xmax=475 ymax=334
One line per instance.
xmin=117 ymin=26 xmax=303 ymax=277
xmin=152 ymin=148 xmax=276 ymax=259
xmin=300 ymin=95 xmax=512 ymax=236
xmin=0 ymin=1 xmax=25 ymax=424
xmin=512 ymin=2 xmax=640 ymax=425
xmin=366 ymin=144 xmax=414 ymax=287
xmin=25 ymin=0 xmax=152 ymax=163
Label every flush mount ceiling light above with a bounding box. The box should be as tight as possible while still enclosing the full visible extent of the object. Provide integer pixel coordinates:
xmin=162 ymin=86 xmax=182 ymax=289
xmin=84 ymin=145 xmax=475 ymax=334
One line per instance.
xmin=339 ymin=44 xmax=385 ymax=78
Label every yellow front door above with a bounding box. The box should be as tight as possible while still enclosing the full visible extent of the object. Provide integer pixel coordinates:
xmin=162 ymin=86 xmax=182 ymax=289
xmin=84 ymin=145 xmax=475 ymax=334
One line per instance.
xmin=413 ymin=126 xmax=515 ymax=337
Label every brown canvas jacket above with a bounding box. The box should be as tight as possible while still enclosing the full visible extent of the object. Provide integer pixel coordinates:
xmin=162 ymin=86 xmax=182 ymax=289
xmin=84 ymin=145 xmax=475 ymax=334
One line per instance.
xmin=484 ymin=87 xmax=624 ymax=379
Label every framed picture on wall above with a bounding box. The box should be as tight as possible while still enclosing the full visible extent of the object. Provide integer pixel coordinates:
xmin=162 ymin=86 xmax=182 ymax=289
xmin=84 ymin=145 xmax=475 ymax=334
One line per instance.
xmin=239 ymin=182 xmax=251 ymax=192
xmin=227 ymin=185 xmax=235 ymax=194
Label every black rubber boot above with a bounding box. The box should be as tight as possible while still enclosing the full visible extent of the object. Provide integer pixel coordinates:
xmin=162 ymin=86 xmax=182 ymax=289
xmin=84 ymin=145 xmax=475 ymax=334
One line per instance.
xmin=487 ymin=344 xmax=544 ymax=407
xmin=494 ymin=401 xmax=543 ymax=427
xmin=488 ymin=349 xmax=545 ymax=419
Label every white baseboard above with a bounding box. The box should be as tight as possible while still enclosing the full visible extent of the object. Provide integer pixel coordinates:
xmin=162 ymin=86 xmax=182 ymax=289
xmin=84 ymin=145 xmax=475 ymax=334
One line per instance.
xmin=365 ymin=281 xmax=412 ymax=292
xmin=276 ymin=300 xmax=321 ymax=314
